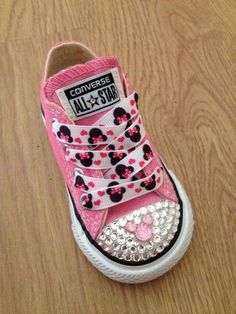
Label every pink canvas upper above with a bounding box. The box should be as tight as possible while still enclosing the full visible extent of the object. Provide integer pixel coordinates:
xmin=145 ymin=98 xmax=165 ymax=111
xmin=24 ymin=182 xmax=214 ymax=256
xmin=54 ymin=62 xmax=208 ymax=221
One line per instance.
xmin=40 ymin=51 xmax=178 ymax=239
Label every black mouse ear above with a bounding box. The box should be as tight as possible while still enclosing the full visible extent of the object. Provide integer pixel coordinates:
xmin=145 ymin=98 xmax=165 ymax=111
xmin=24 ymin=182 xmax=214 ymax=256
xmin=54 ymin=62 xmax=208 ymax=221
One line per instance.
xmin=115 ymin=164 xmax=123 ymax=175
xmin=128 ymin=166 xmax=134 ymax=172
xmin=75 ymin=175 xmax=82 ymax=182
xmin=113 ymin=108 xmax=118 ymax=118
xmin=140 ymin=182 xmax=145 ymax=187
xmin=143 ymin=144 xmax=148 ymax=153
xmin=68 ymin=136 xmax=73 ymax=143
xmin=121 ymin=187 xmax=126 ymax=194
xmin=89 ymin=152 xmax=94 ymax=158
xmin=125 ymin=130 xmax=130 ymax=138
xmin=107 ymin=188 xmax=111 ymax=195
xmin=134 ymin=93 xmax=139 ymax=103
xmin=114 ymin=107 xmax=124 ymax=118
xmin=75 ymin=153 xmax=80 ymax=160
xmin=152 ymin=174 xmax=156 ymax=180
xmin=60 ymin=125 xmax=71 ymax=135
xmin=89 ymin=128 xmax=98 ymax=137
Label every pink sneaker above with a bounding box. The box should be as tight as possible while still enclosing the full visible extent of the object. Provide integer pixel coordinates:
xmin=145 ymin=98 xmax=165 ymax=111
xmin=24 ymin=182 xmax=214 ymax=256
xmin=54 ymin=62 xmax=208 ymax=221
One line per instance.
xmin=40 ymin=42 xmax=193 ymax=283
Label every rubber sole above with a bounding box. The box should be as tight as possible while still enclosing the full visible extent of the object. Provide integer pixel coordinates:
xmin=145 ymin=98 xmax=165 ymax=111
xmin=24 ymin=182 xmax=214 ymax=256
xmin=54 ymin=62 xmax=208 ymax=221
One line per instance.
xmin=68 ymin=170 xmax=193 ymax=284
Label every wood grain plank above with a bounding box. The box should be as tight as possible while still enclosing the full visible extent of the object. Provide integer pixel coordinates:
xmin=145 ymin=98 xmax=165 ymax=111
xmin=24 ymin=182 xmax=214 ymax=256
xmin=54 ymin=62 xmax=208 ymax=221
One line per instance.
xmin=0 ymin=1 xmax=235 ymax=313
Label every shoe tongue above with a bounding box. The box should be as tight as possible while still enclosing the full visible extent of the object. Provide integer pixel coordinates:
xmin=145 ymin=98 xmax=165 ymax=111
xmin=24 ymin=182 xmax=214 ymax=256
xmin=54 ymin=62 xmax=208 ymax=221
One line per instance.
xmin=45 ymin=56 xmax=126 ymax=123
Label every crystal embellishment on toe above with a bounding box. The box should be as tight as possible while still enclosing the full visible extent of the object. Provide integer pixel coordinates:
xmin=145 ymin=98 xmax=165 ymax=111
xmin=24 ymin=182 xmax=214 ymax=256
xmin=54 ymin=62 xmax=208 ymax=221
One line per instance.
xmin=96 ymin=200 xmax=181 ymax=262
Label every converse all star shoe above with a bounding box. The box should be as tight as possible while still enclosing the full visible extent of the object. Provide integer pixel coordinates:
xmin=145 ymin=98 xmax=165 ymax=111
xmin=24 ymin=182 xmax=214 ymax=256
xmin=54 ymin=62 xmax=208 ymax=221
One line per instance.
xmin=40 ymin=42 xmax=193 ymax=283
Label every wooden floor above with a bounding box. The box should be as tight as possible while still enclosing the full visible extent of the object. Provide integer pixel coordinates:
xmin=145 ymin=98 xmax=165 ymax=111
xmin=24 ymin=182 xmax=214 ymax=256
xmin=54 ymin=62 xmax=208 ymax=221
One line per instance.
xmin=1 ymin=1 xmax=236 ymax=313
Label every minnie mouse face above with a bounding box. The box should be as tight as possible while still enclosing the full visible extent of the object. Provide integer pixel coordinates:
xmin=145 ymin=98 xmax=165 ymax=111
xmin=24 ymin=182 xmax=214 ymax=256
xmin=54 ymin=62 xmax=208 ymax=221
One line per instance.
xmin=125 ymin=125 xmax=141 ymax=143
xmin=143 ymin=144 xmax=153 ymax=161
xmin=88 ymin=128 xmax=107 ymax=145
xmin=109 ymin=152 xmax=127 ymax=166
xmin=140 ymin=174 xmax=156 ymax=190
xmin=57 ymin=126 xmax=73 ymax=143
xmin=107 ymin=182 xmax=126 ymax=203
xmin=82 ymin=193 xmax=93 ymax=209
xmin=113 ymin=108 xmax=131 ymax=125
xmin=74 ymin=175 xmax=88 ymax=191
xmin=75 ymin=152 xmax=94 ymax=167
xmin=115 ymin=164 xmax=134 ymax=179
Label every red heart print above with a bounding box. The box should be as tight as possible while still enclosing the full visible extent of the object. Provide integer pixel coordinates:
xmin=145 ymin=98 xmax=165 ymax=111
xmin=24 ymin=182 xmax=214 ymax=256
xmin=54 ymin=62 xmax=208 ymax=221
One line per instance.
xmin=75 ymin=137 xmax=82 ymax=144
xmin=156 ymin=177 xmax=161 ymax=183
xmin=117 ymin=137 xmax=125 ymax=143
xmin=88 ymin=182 xmax=95 ymax=188
xmin=111 ymin=174 xmax=117 ymax=179
xmin=80 ymin=130 xmax=88 ymax=136
xmin=127 ymin=183 xmax=134 ymax=189
xmin=130 ymin=99 xmax=135 ymax=106
xmin=131 ymin=109 xmax=137 ymax=115
xmin=118 ymin=145 xmax=124 ymax=150
xmin=65 ymin=150 xmax=70 ymax=156
xmin=139 ymin=161 xmax=145 ymax=167
xmin=107 ymin=130 xmax=114 ymax=136
xmin=129 ymin=158 xmax=135 ymax=165
xmin=135 ymin=188 xmax=142 ymax=193
xmin=94 ymin=200 xmax=101 ymax=206
xmin=94 ymin=160 xmax=101 ymax=166
xmin=100 ymin=152 xmax=107 ymax=158
xmin=157 ymin=168 xmax=161 ymax=173
xmin=98 ymin=191 xmax=105 ymax=197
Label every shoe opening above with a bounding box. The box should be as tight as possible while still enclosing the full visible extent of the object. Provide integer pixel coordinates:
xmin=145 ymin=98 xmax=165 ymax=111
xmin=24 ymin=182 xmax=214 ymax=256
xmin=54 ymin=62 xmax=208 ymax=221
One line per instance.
xmin=44 ymin=42 xmax=96 ymax=79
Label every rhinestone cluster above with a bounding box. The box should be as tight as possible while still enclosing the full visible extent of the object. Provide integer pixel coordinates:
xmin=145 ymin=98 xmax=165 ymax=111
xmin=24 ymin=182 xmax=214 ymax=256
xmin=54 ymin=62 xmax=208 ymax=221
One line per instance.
xmin=96 ymin=200 xmax=181 ymax=262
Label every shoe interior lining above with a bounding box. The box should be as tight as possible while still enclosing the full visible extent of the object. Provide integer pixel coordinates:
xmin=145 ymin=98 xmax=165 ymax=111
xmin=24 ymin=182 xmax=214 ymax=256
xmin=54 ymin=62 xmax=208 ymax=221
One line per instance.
xmin=45 ymin=43 xmax=96 ymax=79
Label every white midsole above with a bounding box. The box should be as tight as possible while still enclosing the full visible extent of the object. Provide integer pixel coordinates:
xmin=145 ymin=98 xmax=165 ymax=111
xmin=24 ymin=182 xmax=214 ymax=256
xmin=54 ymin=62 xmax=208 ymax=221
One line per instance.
xmin=68 ymin=170 xmax=193 ymax=284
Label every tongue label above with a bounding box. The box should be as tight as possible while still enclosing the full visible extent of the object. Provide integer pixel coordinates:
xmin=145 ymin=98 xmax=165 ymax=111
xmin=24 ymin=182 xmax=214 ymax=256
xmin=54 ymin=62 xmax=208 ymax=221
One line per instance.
xmin=56 ymin=67 xmax=125 ymax=120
